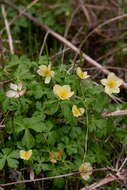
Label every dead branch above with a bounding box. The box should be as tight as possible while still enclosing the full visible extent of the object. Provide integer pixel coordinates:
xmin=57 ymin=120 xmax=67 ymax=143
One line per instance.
xmin=83 ymin=13 xmax=127 ymax=43
xmin=0 ymin=168 xmax=117 ymax=187
xmin=80 ymin=170 xmax=127 ymax=190
xmin=1 ymin=5 xmax=14 ymax=54
xmin=0 ymin=171 xmax=81 ymax=187
xmin=102 ymin=109 xmax=127 ymax=118
xmin=79 ymin=0 xmax=91 ymax=27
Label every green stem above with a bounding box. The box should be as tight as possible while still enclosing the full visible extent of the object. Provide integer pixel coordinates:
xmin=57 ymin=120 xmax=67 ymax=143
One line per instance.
xmin=80 ymin=83 xmax=89 ymax=162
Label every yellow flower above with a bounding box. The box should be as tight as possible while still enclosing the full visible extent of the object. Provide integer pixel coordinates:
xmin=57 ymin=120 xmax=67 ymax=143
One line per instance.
xmin=37 ymin=64 xmax=55 ymax=84
xmin=20 ymin=150 xmax=32 ymax=160
xmin=101 ymin=72 xmax=123 ymax=95
xmin=76 ymin=67 xmax=90 ymax=79
xmin=6 ymin=83 xmax=25 ymax=98
xmin=79 ymin=162 xmax=92 ymax=180
xmin=72 ymin=105 xmax=85 ymax=117
xmin=53 ymin=84 xmax=74 ymax=100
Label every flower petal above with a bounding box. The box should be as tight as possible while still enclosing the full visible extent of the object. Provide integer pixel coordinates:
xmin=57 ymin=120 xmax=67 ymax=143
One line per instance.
xmin=45 ymin=76 xmax=51 ymax=84
xmin=80 ymin=108 xmax=85 ymax=114
xmin=48 ymin=64 xmax=51 ymax=70
xmin=53 ymin=85 xmax=61 ymax=95
xmin=116 ymin=79 xmax=123 ymax=87
xmin=20 ymin=150 xmax=25 ymax=159
xmin=69 ymin=91 xmax=74 ymax=98
xmin=108 ymin=72 xmax=117 ymax=80
xmin=6 ymin=90 xmax=19 ymax=98
xmin=112 ymin=87 xmax=120 ymax=94
xmin=83 ymin=72 xmax=90 ymax=79
xmin=37 ymin=69 xmax=42 ymax=76
xmin=51 ymin=71 xmax=55 ymax=77
xmin=104 ymin=87 xmax=113 ymax=95
xmin=76 ymin=67 xmax=82 ymax=75
xmin=72 ymin=105 xmax=77 ymax=110
xmin=39 ymin=65 xmax=47 ymax=70
xmin=10 ymin=83 xmax=18 ymax=90
xmin=63 ymin=85 xmax=71 ymax=91
xmin=17 ymin=83 xmax=23 ymax=91
xmin=100 ymin=79 xmax=107 ymax=86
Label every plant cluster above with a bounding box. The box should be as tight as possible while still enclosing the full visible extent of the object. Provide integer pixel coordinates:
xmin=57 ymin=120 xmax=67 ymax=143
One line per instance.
xmin=0 ymin=55 xmax=127 ymax=189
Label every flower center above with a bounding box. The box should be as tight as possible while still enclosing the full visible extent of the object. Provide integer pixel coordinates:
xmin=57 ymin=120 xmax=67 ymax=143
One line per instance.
xmin=24 ymin=152 xmax=30 ymax=159
xmin=43 ymin=69 xmax=51 ymax=77
xmin=59 ymin=90 xmax=69 ymax=99
xmin=107 ymin=79 xmax=117 ymax=88
xmin=17 ymin=89 xmax=21 ymax=93
xmin=79 ymin=72 xmax=85 ymax=79
xmin=74 ymin=108 xmax=81 ymax=115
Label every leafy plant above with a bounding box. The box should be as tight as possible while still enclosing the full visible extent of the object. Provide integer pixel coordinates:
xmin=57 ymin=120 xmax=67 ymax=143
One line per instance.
xmin=0 ymin=55 xmax=127 ymax=189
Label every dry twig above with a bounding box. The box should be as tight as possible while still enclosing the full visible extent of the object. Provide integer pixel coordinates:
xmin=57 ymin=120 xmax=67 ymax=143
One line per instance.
xmin=80 ymin=175 xmax=117 ymax=190
xmin=79 ymin=0 xmax=91 ymax=27
xmin=1 ymin=5 xmax=14 ymax=54
xmin=102 ymin=109 xmax=127 ymax=118
xmin=84 ymin=13 xmax=127 ymax=43
xmin=0 ymin=168 xmax=117 ymax=187
xmin=39 ymin=32 xmax=49 ymax=56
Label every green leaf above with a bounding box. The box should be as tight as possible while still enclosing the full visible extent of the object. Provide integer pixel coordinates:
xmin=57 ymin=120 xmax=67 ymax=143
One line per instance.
xmin=70 ymin=127 xmax=82 ymax=139
xmin=38 ymin=55 xmax=50 ymax=66
xmin=60 ymin=101 xmax=72 ymax=122
xmin=66 ymin=144 xmax=78 ymax=155
xmin=7 ymin=158 xmax=19 ymax=168
xmin=15 ymin=117 xmax=45 ymax=133
xmin=41 ymin=164 xmax=53 ymax=171
xmin=9 ymin=150 xmax=19 ymax=159
xmin=0 ymin=158 xmax=6 ymax=169
xmin=26 ymin=117 xmax=45 ymax=132
xmin=22 ymin=129 xmax=35 ymax=149
xmin=44 ymin=101 xmax=59 ymax=115
xmin=14 ymin=117 xmax=26 ymax=134
xmin=48 ymin=131 xmax=58 ymax=145
xmin=6 ymin=118 xmax=13 ymax=134
xmin=2 ymin=148 xmax=11 ymax=156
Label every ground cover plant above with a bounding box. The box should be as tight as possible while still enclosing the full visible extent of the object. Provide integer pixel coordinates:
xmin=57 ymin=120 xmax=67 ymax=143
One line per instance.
xmin=1 ymin=0 xmax=127 ymax=189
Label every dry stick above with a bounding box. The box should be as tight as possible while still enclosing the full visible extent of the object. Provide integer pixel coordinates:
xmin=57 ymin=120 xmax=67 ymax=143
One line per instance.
xmin=1 ymin=5 xmax=14 ymax=54
xmin=39 ymin=31 xmax=49 ymax=56
xmin=83 ymin=13 xmax=127 ymax=44
xmin=0 ymin=171 xmax=80 ymax=187
xmin=118 ymin=157 xmax=127 ymax=173
xmin=80 ymin=175 xmax=117 ymax=190
xmin=51 ymin=26 xmax=84 ymax=61
xmin=80 ymin=170 xmax=127 ymax=190
xmin=97 ymin=43 xmax=127 ymax=61
xmin=79 ymin=0 xmax=91 ymax=27
xmin=84 ymin=3 xmax=117 ymax=10
xmin=102 ymin=109 xmax=127 ymax=118
xmin=0 ymin=168 xmax=116 ymax=187
xmin=0 ymin=0 xmax=40 ymax=35
xmin=61 ymin=7 xmax=79 ymax=65
xmin=1 ymin=1 xmax=127 ymax=89
xmin=76 ymin=12 xmax=127 ymax=60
